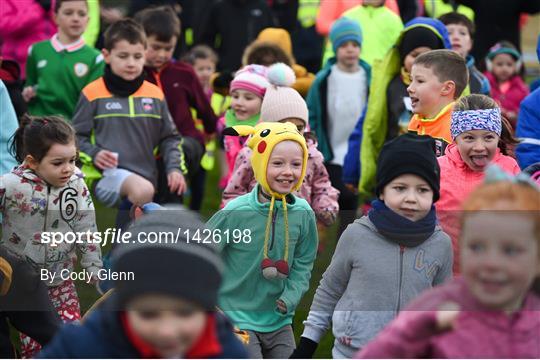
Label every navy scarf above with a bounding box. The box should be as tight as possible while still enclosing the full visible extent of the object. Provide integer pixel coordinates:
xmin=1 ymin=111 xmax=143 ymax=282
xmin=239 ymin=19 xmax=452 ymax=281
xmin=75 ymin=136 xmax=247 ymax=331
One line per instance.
xmin=368 ymin=199 xmax=437 ymax=247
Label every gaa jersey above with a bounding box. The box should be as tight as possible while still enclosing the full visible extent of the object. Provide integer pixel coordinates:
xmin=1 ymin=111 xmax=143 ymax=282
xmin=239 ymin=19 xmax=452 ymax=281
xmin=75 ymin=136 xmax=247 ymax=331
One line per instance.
xmin=25 ymin=35 xmax=104 ymax=121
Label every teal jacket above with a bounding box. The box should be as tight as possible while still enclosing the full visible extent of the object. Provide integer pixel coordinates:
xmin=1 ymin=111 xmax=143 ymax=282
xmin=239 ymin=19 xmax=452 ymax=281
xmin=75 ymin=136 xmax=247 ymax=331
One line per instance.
xmin=306 ymin=58 xmax=371 ymax=163
xmin=207 ymin=185 xmax=318 ymax=332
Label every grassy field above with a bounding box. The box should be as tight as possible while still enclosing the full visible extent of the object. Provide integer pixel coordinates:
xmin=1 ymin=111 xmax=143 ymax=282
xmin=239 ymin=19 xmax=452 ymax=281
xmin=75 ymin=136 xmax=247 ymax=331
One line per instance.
xmin=74 ymin=161 xmax=337 ymax=358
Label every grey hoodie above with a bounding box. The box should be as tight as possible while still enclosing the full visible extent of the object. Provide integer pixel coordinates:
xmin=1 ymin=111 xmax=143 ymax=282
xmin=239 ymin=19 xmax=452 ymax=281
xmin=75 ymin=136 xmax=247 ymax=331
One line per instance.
xmin=302 ymin=216 xmax=452 ymax=358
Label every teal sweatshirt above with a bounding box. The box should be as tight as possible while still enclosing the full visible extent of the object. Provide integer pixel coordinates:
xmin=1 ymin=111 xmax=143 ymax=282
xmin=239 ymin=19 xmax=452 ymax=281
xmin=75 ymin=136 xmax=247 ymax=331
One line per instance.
xmin=207 ymin=185 xmax=318 ymax=332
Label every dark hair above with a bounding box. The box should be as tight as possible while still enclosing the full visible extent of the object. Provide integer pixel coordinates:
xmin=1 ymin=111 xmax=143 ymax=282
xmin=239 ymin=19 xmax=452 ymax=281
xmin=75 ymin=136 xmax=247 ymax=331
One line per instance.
xmin=104 ymin=18 xmax=146 ymax=51
xmin=438 ymin=12 xmax=475 ymax=37
xmin=414 ymin=49 xmax=468 ymax=99
xmin=134 ymin=6 xmax=180 ymax=43
xmin=9 ymin=115 xmax=76 ymax=163
xmin=184 ymin=45 xmax=218 ymax=65
xmin=241 ymin=41 xmax=292 ymax=67
xmin=453 ymin=94 xmax=520 ymax=155
xmin=54 ymin=0 xmax=88 ymax=13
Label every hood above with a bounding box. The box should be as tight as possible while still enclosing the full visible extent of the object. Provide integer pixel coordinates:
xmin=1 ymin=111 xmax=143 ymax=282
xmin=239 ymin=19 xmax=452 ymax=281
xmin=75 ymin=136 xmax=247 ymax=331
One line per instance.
xmin=398 ymin=17 xmax=451 ymax=50
xmin=12 ymin=164 xmax=84 ymax=186
xmin=256 ymin=28 xmax=293 ymax=57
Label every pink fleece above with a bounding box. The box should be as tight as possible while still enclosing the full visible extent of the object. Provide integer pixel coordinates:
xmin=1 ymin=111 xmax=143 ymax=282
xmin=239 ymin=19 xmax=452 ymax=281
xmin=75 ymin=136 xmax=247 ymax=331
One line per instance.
xmin=358 ymin=278 xmax=540 ymax=359
xmin=485 ymin=72 xmax=529 ymax=127
xmin=221 ymin=139 xmax=340 ymax=225
xmin=436 ymin=143 xmax=520 ymax=273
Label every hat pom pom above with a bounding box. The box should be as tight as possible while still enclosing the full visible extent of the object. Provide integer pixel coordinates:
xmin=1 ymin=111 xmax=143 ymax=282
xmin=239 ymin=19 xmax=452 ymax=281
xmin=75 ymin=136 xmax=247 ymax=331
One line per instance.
xmin=267 ymin=63 xmax=296 ymax=87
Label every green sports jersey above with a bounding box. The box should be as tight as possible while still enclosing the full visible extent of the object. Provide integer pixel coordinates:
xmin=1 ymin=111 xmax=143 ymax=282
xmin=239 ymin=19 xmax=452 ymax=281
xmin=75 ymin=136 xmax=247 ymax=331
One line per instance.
xmin=25 ymin=35 xmax=104 ymax=121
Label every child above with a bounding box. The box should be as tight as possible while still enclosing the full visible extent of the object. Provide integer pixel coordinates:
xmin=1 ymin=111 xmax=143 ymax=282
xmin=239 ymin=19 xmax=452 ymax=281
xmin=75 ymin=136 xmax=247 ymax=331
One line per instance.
xmin=222 ymin=63 xmax=339 ymax=226
xmin=134 ymin=6 xmax=216 ymax=210
xmin=219 ymin=64 xmax=269 ymax=186
xmin=321 ymin=0 xmax=403 ymax=67
xmin=208 ymin=122 xmax=319 ymax=358
xmin=484 ymin=41 xmax=529 ymax=129
xmin=39 ymin=209 xmax=249 ymax=358
xmin=0 ymin=115 xmax=102 ymax=357
xmin=437 ymin=94 xmax=520 ymax=273
xmin=184 ymin=45 xmax=220 ymax=106
xmin=292 ymin=133 xmax=452 ymax=358
xmin=23 ymin=0 xmax=104 ymax=120
xmin=72 ymin=19 xmax=186 ymax=212
xmin=307 ymin=17 xmax=370 ymax=234
xmin=407 ymin=49 xmax=468 ymax=156
xmin=357 ymin=17 xmax=450 ymax=198
xmin=439 ymin=12 xmax=490 ymax=96
xmin=359 ymin=167 xmax=540 ymax=358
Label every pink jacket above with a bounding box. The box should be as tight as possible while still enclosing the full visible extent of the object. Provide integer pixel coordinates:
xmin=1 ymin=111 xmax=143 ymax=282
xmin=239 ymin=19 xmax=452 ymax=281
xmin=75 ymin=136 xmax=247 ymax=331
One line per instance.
xmin=485 ymin=72 xmax=529 ymax=126
xmin=436 ymin=143 xmax=520 ymax=272
xmin=358 ymin=278 xmax=540 ymax=358
xmin=0 ymin=0 xmax=56 ymax=78
xmin=221 ymin=140 xmax=340 ymax=225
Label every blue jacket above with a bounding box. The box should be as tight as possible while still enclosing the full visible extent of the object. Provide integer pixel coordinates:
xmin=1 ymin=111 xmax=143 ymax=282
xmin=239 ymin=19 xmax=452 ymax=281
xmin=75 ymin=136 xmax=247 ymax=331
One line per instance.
xmin=516 ymin=88 xmax=540 ymax=169
xmin=38 ymin=295 xmax=249 ymax=358
xmin=306 ymin=58 xmax=371 ymax=163
xmin=0 ymin=80 xmax=18 ymax=175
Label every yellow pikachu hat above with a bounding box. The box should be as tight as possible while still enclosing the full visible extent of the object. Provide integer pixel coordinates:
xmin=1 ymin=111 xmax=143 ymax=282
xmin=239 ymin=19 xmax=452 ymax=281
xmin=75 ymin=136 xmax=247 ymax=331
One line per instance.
xmin=223 ymin=122 xmax=308 ymax=280
xmin=223 ymin=121 xmax=308 ymax=197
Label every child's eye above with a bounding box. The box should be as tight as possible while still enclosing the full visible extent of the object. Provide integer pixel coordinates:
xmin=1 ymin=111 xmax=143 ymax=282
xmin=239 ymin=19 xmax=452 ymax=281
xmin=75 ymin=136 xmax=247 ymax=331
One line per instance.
xmin=418 ymin=187 xmax=431 ymax=193
xmin=134 ymin=54 xmax=143 ymax=59
xmin=137 ymin=310 xmax=160 ymax=320
xmin=485 ymin=135 xmax=495 ymax=141
xmin=503 ymin=245 xmax=522 ymax=256
xmin=175 ymin=308 xmax=196 ymax=317
xmin=468 ymin=242 xmax=485 ymax=253
xmin=393 ymin=186 xmax=405 ymax=192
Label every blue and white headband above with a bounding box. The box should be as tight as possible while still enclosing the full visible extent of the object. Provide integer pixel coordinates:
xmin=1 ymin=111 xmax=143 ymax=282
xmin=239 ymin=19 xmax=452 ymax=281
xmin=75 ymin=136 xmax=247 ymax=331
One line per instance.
xmin=450 ymin=108 xmax=502 ymax=140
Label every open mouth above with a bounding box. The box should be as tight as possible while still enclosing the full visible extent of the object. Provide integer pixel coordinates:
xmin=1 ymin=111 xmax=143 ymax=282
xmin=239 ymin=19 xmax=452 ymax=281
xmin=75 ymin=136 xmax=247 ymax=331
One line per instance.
xmin=410 ymin=97 xmax=419 ymax=108
xmin=470 ymin=155 xmax=489 ymax=168
xmin=277 ymin=179 xmax=294 ymax=186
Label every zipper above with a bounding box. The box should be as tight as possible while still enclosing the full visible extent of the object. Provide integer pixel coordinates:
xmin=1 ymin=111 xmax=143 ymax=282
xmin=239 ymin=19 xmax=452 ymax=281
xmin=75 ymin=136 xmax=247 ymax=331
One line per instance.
xmin=42 ymin=185 xmax=50 ymax=266
xmin=396 ymin=245 xmax=405 ymax=313
xmin=269 ymin=207 xmax=278 ymax=251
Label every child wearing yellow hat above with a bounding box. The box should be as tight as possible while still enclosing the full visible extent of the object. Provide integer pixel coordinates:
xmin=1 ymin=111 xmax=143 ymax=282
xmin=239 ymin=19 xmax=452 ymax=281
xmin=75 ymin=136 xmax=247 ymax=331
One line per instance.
xmin=207 ymin=121 xmax=318 ymax=358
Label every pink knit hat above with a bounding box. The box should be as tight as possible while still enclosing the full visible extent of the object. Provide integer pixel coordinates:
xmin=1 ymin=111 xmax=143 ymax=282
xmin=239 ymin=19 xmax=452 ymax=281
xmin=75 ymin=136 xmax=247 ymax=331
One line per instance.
xmin=260 ymin=63 xmax=308 ymax=125
xmin=230 ymin=64 xmax=270 ymax=98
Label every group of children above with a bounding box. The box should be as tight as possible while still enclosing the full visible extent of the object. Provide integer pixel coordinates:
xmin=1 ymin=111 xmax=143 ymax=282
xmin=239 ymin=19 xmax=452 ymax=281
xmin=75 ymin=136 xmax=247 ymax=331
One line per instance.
xmin=0 ymin=0 xmax=539 ymax=358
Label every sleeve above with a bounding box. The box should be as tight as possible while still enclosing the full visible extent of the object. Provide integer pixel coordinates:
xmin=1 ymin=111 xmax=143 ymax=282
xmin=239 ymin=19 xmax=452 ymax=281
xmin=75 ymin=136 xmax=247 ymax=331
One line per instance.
xmin=306 ymin=81 xmax=320 ymax=137
xmin=432 ymin=234 xmax=453 ymax=286
xmin=0 ymin=1 xmax=46 ymax=37
xmin=86 ymin=54 xmax=105 ymax=84
xmin=221 ymin=148 xmax=254 ymax=207
xmin=158 ymin=101 xmax=185 ymax=175
xmin=357 ymin=310 xmax=439 ymax=358
xmin=309 ymin=150 xmax=339 ymax=226
xmin=188 ymin=70 xmax=217 ymax=134
xmin=279 ymin=209 xmax=318 ymax=316
xmin=73 ymin=179 xmax=102 ymax=273
xmin=25 ymin=45 xmax=38 ymax=87
xmin=72 ymin=93 xmax=101 ymax=158
xmin=342 ymin=109 xmax=365 ymax=185
xmin=301 ymin=226 xmax=355 ymax=343
xmin=315 ymin=0 xmax=339 ymax=36
xmin=516 ymin=95 xmax=540 ymax=169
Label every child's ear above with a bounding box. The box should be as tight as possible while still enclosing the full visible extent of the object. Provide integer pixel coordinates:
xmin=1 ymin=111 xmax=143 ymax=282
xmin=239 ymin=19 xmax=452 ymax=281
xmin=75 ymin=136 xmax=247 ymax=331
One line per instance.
xmin=101 ymin=48 xmax=111 ymax=64
xmin=25 ymin=155 xmax=39 ymax=171
xmin=440 ymin=80 xmax=456 ymax=97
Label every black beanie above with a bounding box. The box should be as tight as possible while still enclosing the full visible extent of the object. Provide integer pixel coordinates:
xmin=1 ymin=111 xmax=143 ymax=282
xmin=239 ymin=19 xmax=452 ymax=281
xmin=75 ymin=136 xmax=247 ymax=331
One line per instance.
xmin=398 ymin=26 xmax=444 ymax=63
xmin=376 ymin=133 xmax=441 ymax=201
xmin=112 ymin=207 xmax=223 ymax=310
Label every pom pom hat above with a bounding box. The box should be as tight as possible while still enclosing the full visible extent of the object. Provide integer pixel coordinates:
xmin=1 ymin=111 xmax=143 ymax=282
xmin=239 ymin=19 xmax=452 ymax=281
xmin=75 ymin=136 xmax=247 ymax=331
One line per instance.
xmin=222 ymin=122 xmax=308 ymax=280
xmin=230 ymin=64 xmax=270 ymax=98
xmin=260 ymin=63 xmax=308 ymax=124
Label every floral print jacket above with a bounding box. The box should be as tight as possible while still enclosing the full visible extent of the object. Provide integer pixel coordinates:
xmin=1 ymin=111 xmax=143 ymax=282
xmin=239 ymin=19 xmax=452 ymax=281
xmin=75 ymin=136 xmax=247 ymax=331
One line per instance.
xmin=0 ymin=165 xmax=102 ymax=286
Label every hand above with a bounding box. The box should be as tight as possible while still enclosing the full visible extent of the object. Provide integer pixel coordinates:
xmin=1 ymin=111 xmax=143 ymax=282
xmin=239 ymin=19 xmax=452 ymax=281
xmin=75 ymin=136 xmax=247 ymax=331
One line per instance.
xmin=168 ymin=171 xmax=186 ymax=195
xmin=344 ymin=183 xmax=358 ymax=195
xmin=276 ymin=299 xmax=287 ymax=314
xmin=436 ymin=302 xmax=460 ymax=331
xmin=94 ymin=150 xmax=118 ymax=170
xmin=22 ymin=86 xmax=37 ymax=102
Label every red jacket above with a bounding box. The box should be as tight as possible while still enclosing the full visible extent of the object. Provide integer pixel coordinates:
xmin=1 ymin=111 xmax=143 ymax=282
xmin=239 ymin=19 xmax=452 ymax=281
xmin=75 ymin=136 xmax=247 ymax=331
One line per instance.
xmin=436 ymin=143 xmax=520 ymax=273
xmin=145 ymin=61 xmax=217 ymax=146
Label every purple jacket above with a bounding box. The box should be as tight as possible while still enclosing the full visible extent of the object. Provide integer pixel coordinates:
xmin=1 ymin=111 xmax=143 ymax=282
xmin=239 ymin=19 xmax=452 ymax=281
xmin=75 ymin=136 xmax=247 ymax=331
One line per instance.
xmin=221 ymin=139 xmax=340 ymax=226
xmin=358 ymin=278 xmax=540 ymax=358
xmin=0 ymin=0 xmax=56 ymax=78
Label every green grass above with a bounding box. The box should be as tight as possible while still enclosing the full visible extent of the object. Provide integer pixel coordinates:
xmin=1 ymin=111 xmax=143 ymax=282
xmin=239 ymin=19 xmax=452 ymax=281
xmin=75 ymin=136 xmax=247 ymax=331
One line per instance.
xmin=10 ymin=162 xmax=337 ymax=357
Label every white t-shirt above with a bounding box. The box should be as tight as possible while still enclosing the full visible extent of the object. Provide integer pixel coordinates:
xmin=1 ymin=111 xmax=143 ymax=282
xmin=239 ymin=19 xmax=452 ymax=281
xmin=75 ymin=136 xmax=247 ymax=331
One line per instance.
xmin=326 ymin=64 xmax=368 ymax=166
